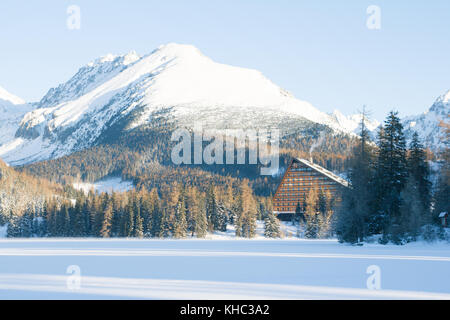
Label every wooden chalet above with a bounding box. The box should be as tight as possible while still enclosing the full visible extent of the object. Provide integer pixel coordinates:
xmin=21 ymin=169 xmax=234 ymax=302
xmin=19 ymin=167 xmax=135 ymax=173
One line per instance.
xmin=272 ymin=158 xmax=349 ymax=220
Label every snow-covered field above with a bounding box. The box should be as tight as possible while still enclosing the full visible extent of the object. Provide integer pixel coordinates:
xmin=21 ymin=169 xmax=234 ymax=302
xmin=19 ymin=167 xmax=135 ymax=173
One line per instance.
xmin=0 ymin=238 xmax=449 ymax=300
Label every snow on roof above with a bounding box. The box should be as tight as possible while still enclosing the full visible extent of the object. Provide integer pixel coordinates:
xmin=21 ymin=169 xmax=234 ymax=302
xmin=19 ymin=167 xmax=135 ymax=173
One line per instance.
xmin=295 ymin=158 xmax=349 ymax=188
xmin=439 ymin=212 xmax=448 ymax=218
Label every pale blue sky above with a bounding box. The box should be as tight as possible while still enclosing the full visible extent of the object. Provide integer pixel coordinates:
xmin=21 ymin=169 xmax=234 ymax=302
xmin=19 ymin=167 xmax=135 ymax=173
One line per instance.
xmin=0 ymin=0 xmax=448 ymax=120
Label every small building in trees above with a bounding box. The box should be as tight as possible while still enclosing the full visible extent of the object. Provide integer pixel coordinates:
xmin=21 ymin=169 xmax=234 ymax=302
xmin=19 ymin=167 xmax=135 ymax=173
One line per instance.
xmin=439 ymin=212 xmax=448 ymax=228
xmin=272 ymin=158 xmax=349 ymax=221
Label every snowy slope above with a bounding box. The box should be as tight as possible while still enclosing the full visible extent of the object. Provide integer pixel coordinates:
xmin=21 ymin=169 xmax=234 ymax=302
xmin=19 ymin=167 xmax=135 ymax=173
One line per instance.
xmin=0 ymin=86 xmax=25 ymax=105
xmin=1 ymin=45 xmax=447 ymax=165
xmin=0 ymin=44 xmax=354 ymax=165
xmin=403 ymin=90 xmax=449 ymax=151
xmin=330 ymin=110 xmax=380 ymax=135
xmin=38 ymin=51 xmax=141 ymax=108
xmin=0 ymin=86 xmax=34 ymax=148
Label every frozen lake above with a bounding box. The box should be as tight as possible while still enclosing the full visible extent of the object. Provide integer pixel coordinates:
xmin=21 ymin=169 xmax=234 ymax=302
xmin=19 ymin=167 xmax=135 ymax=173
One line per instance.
xmin=0 ymin=239 xmax=449 ymax=299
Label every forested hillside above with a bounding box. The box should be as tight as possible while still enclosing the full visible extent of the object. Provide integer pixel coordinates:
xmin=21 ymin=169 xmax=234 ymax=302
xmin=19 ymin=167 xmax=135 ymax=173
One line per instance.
xmin=0 ymin=159 xmax=65 ymax=225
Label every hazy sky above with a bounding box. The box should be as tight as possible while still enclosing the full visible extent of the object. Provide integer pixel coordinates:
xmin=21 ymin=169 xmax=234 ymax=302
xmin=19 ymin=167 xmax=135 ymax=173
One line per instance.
xmin=0 ymin=0 xmax=448 ymax=120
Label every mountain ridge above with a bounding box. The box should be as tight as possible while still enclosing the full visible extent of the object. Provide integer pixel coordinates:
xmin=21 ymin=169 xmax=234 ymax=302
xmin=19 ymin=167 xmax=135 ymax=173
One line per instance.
xmin=0 ymin=44 xmax=448 ymax=165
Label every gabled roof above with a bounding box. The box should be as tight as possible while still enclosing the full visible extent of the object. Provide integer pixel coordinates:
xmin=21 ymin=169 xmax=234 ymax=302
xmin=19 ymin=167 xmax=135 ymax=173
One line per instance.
xmin=295 ymin=158 xmax=349 ymax=188
xmin=439 ymin=212 xmax=448 ymax=218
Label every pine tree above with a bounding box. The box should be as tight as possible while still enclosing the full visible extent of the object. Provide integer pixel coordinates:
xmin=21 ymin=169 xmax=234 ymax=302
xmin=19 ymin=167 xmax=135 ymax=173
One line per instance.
xmin=432 ymin=121 xmax=449 ymax=223
xmin=185 ymin=186 xmax=208 ymax=238
xmin=20 ymin=211 xmax=34 ymax=237
xmin=225 ymin=185 xmax=236 ymax=225
xmin=304 ymin=187 xmax=319 ymax=239
xmin=399 ymin=176 xmax=424 ymax=242
xmin=173 ymin=195 xmax=187 ymax=238
xmin=264 ymin=212 xmax=281 ymax=238
xmin=235 ymin=180 xmax=257 ymax=238
xmin=159 ymin=208 xmax=171 ymax=238
xmin=336 ymin=109 xmax=375 ymax=243
xmin=216 ymin=203 xmax=229 ymax=232
xmin=205 ymin=186 xmax=218 ymax=232
xmin=123 ymin=200 xmax=134 ymax=237
xmin=374 ymin=111 xmax=408 ymax=241
xmin=64 ymin=204 xmax=72 ymax=236
xmin=317 ymin=189 xmax=334 ymax=238
xmin=407 ymin=132 xmax=431 ymax=215
xmin=72 ymin=195 xmax=86 ymax=237
xmin=149 ymin=189 xmax=163 ymax=238
xmin=100 ymin=201 xmax=114 ymax=238
xmin=139 ymin=191 xmax=153 ymax=237
xmin=194 ymin=205 xmax=208 ymax=238
xmin=295 ymin=202 xmax=304 ymax=224
xmin=111 ymin=192 xmax=123 ymax=237
xmin=7 ymin=211 xmax=20 ymax=238
xmin=134 ymin=211 xmax=144 ymax=238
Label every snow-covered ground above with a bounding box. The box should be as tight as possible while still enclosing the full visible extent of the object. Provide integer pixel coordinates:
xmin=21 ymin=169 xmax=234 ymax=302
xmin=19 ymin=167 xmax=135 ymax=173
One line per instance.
xmin=72 ymin=177 xmax=134 ymax=195
xmin=0 ymin=238 xmax=449 ymax=300
xmin=206 ymin=221 xmax=298 ymax=240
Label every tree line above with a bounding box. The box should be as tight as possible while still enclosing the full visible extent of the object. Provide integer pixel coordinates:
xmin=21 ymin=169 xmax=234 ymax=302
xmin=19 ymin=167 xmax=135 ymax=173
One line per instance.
xmin=336 ymin=110 xmax=448 ymax=244
xmin=6 ymin=180 xmax=282 ymax=239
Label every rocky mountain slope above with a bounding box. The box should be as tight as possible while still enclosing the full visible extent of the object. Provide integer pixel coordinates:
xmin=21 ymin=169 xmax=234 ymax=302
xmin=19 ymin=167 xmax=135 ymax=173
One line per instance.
xmin=403 ymin=90 xmax=449 ymax=151
xmin=0 ymin=44 xmax=447 ymax=166
xmin=0 ymin=44 xmax=358 ymax=165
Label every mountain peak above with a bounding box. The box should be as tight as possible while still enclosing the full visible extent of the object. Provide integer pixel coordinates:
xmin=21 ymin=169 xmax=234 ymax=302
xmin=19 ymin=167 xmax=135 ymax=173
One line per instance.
xmin=0 ymin=86 xmax=25 ymax=105
xmin=1 ymin=43 xmax=444 ymax=165
xmin=152 ymin=43 xmax=205 ymax=58
xmin=429 ymin=89 xmax=450 ymax=115
xmin=330 ymin=110 xmax=380 ymax=134
xmin=435 ymin=89 xmax=450 ymax=105
xmin=403 ymin=88 xmax=449 ymax=151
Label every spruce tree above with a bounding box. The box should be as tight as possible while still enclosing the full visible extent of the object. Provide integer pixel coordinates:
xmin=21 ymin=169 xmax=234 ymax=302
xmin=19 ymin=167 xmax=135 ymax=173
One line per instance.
xmin=399 ymin=176 xmax=424 ymax=242
xmin=123 ymin=201 xmax=134 ymax=237
xmin=337 ymin=108 xmax=375 ymax=243
xmin=194 ymin=206 xmax=208 ymax=238
xmin=100 ymin=202 xmax=113 ymax=238
xmin=236 ymin=180 xmax=257 ymax=238
xmin=140 ymin=192 xmax=153 ymax=237
xmin=304 ymin=188 xmax=319 ymax=239
xmin=159 ymin=208 xmax=171 ymax=238
xmin=147 ymin=189 xmax=162 ymax=238
xmin=432 ymin=121 xmax=449 ymax=223
xmin=173 ymin=196 xmax=187 ymax=238
xmin=407 ymin=132 xmax=431 ymax=214
xmin=134 ymin=211 xmax=144 ymax=238
xmin=205 ymin=186 xmax=218 ymax=232
xmin=72 ymin=195 xmax=86 ymax=237
xmin=374 ymin=111 xmax=408 ymax=240
xmin=264 ymin=212 xmax=281 ymax=238
xmin=295 ymin=202 xmax=304 ymax=224
xmin=216 ymin=203 xmax=229 ymax=232
xmin=62 ymin=204 xmax=71 ymax=237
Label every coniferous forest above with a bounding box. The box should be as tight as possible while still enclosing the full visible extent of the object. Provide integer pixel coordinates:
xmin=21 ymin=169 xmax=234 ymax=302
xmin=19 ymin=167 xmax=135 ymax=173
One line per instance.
xmin=0 ymin=110 xmax=448 ymax=244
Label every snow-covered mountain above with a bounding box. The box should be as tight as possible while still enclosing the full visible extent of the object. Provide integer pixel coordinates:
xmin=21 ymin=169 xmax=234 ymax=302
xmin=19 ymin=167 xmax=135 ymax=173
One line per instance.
xmin=0 ymin=86 xmax=34 ymax=148
xmin=38 ymin=51 xmax=141 ymax=109
xmin=0 ymin=44 xmax=447 ymax=165
xmin=330 ymin=110 xmax=380 ymax=135
xmin=0 ymin=43 xmax=356 ymax=165
xmin=0 ymin=86 xmax=25 ymax=106
xmin=403 ymin=90 xmax=449 ymax=151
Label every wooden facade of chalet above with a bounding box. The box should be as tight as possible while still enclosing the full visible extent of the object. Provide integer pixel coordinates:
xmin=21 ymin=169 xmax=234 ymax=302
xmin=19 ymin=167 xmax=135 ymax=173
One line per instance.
xmin=272 ymin=158 xmax=349 ymax=219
